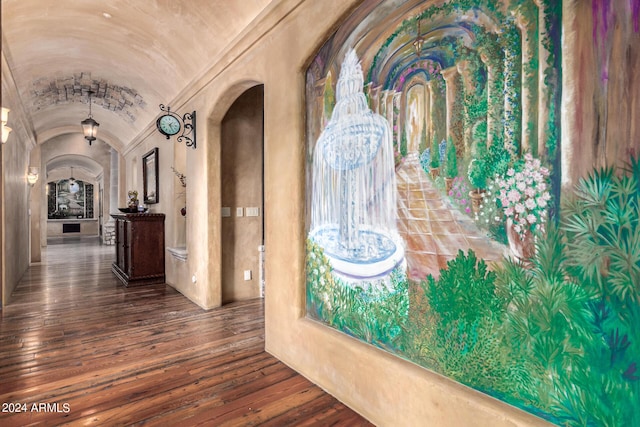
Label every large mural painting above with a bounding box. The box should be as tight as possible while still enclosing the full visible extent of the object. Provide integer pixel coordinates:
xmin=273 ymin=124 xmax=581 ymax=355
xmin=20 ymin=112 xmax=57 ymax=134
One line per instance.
xmin=305 ymin=0 xmax=640 ymax=425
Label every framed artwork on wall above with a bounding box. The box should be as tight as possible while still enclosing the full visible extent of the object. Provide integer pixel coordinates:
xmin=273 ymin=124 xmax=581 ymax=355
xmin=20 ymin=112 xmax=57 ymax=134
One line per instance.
xmin=143 ymin=147 xmax=159 ymax=204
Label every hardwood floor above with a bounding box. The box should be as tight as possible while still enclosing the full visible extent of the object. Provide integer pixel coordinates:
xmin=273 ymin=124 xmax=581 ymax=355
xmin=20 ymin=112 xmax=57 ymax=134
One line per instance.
xmin=0 ymin=237 xmax=372 ymax=426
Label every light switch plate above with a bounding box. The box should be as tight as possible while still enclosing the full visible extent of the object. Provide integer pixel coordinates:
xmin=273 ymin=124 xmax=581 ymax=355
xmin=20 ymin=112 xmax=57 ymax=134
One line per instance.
xmin=246 ymin=207 xmax=260 ymax=217
xmin=236 ymin=207 xmax=244 ymax=217
xmin=221 ymin=207 xmax=231 ymax=217
xmin=244 ymin=270 xmax=252 ymax=281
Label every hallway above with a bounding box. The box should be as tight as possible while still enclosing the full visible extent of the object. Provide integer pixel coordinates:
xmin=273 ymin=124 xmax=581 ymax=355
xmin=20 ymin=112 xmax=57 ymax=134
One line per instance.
xmin=0 ymin=237 xmax=371 ymax=426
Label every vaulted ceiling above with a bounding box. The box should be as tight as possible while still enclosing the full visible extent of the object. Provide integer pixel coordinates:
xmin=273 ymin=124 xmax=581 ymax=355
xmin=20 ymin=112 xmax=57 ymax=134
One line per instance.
xmin=1 ymin=0 xmax=273 ymax=151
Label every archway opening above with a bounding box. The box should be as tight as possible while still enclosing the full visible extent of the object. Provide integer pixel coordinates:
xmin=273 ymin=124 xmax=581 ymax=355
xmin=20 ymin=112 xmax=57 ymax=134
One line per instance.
xmin=220 ymin=84 xmax=265 ymax=304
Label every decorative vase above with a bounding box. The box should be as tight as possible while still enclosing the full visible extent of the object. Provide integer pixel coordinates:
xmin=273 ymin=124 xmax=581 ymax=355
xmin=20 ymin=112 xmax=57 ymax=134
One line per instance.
xmin=506 ymin=217 xmax=535 ymax=261
xmin=444 ymin=177 xmax=454 ymax=193
xmin=468 ymin=189 xmax=484 ymax=214
xmin=430 ymin=167 xmax=440 ymax=179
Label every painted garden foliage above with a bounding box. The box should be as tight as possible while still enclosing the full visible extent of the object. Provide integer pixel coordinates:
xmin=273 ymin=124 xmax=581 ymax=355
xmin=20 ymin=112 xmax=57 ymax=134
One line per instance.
xmin=305 ymin=0 xmax=639 ymax=425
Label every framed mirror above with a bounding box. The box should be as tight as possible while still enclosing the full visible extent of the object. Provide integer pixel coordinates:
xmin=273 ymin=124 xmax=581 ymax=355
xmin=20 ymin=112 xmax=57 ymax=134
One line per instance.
xmin=142 ymin=147 xmax=159 ymax=204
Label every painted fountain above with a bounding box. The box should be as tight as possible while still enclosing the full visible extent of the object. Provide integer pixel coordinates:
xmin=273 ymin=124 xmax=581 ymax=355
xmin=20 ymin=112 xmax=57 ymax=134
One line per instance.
xmin=309 ymin=49 xmax=405 ymax=289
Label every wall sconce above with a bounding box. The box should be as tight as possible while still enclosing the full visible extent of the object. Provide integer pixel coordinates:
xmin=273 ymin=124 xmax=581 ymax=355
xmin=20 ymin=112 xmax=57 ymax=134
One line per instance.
xmin=27 ymin=167 xmax=39 ymax=187
xmin=81 ymin=91 xmax=99 ymax=145
xmin=1 ymin=107 xmax=12 ymax=143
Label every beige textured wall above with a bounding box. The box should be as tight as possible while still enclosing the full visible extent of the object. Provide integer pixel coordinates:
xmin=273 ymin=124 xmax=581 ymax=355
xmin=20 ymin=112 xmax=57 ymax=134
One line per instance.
xmin=1 ymin=80 xmax=35 ymax=307
xmin=0 ymin=137 xmax=31 ymax=307
xmin=124 ymin=126 xmax=204 ymax=305
xmin=29 ymin=147 xmax=41 ymax=263
xmin=221 ymin=85 xmax=264 ymax=303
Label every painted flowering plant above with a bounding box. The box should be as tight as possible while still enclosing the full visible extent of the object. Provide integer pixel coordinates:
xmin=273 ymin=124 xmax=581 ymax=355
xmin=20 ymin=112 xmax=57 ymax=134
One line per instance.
xmin=495 ymin=153 xmax=551 ymax=238
xmin=448 ymin=176 xmax=471 ymax=214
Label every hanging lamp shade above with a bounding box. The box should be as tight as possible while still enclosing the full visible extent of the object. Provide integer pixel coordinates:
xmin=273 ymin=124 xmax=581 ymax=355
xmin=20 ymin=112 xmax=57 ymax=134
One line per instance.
xmin=413 ymin=19 xmax=424 ymax=55
xmin=81 ymin=116 xmax=99 ymax=144
xmin=82 ymin=91 xmax=99 ymax=145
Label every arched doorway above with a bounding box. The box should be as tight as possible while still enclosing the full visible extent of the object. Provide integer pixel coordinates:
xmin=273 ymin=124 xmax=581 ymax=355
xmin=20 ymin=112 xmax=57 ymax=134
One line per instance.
xmin=220 ymin=85 xmax=265 ymax=304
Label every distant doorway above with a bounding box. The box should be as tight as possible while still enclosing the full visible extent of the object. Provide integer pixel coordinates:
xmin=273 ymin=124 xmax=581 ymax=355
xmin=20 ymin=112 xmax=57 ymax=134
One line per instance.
xmin=220 ymin=85 xmax=265 ymax=304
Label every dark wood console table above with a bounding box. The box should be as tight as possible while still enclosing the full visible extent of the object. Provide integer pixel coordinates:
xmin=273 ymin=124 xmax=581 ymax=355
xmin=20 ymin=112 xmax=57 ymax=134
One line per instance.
xmin=110 ymin=213 xmax=165 ymax=286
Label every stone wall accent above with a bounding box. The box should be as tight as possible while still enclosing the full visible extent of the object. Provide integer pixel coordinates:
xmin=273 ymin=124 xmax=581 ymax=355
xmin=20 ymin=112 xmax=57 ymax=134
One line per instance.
xmin=102 ymin=220 xmax=116 ymax=246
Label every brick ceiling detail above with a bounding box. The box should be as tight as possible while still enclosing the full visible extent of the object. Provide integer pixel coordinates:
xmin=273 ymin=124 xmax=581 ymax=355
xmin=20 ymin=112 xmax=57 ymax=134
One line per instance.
xmin=32 ymin=73 xmax=146 ymax=123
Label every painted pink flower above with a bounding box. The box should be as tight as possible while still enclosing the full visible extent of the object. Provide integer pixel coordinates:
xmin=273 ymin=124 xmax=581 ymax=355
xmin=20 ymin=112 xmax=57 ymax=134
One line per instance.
xmin=515 ymin=203 xmax=525 ymax=214
xmin=537 ymin=197 xmax=547 ymax=208
xmin=525 ymin=198 xmax=537 ymax=210
xmin=508 ymin=189 xmax=521 ymax=203
xmin=527 ymin=214 xmax=537 ymax=224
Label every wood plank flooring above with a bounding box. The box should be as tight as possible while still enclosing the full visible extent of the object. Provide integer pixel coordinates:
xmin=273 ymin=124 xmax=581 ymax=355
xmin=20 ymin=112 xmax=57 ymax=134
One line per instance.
xmin=0 ymin=237 xmax=372 ymax=426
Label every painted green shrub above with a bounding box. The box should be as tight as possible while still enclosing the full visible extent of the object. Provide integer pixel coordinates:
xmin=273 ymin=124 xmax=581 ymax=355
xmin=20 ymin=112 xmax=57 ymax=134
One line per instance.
xmin=429 ymin=136 xmax=440 ymax=169
xmin=484 ymin=134 xmax=512 ymax=178
xmin=400 ymin=130 xmax=408 ymax=157
xmin=323 ymin=72 xmax=335 ymax=120
xmin=494 ymin=225 xmax=594 ymax=417
xmin=445 ymin=137 xmax=457 ymax=179
xmin=558 ymin=158 xmax=640 ymax=426
xmin=409 ymin=250 xmax=517 ymax=394
xmin=306 ymin=239 xmax=409 ymax=349
xmin=468 ymin=137 xmax=488 ymax=190
xmin=419 ymin=125 xmax=428 ymax=153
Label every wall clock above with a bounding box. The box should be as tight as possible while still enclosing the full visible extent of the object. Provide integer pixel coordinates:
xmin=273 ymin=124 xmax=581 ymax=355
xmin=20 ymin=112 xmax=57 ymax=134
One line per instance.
xmin=156 ymin=104 xmax=197 ymax=149
xmin=156 ymin=114 xmax=181 ymax=138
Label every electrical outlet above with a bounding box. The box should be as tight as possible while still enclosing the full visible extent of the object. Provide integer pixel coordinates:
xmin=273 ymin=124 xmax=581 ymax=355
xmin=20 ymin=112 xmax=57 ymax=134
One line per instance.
xmin=244 ymin=270 xmax=252 ymax=281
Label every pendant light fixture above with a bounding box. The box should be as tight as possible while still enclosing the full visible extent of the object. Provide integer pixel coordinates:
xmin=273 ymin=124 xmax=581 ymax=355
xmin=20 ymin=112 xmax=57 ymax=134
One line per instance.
xmin=81 ymin=90 xmax=99 ymax=145
xmin=413 ymin=18 xmax=424 ymax=55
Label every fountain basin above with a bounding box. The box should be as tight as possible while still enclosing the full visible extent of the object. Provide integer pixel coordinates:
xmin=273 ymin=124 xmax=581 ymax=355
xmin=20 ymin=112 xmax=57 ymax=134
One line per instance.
xmin=309 ymin=224 xmax=405 ymax=280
